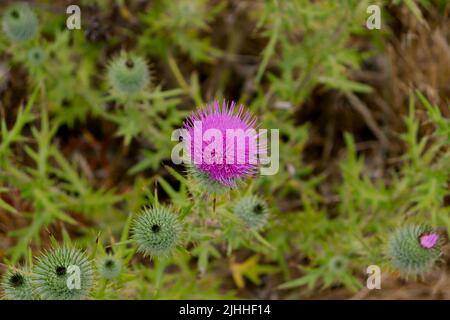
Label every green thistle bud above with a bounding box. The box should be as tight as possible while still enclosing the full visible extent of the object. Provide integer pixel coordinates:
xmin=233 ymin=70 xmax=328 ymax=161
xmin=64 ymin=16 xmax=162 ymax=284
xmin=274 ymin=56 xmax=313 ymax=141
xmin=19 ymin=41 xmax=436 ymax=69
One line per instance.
xmin=327 ymin=256 xmax=348 ymax=275
xmin=97 ymin=256 xmax=122 ymax=280
xmin=1 ymin=268 xmax=35 ymax=300
xmin=388 ymin=224 xmax=442 ymax=276
xmin=2 ymin=3 xmax=39 ymax=42
xmin=132 ymin=207 xmax=182 ymax=258
xmin=188 ymin=165 xmax=230 ymax=194
xmin=233 ymin=196 xmax=269 ymax=230
xmin=27 ymin=47 xmax=46 ymax=66
xmin=107 ymin=53 xmax=150 ymax=96
xmin=33 ymin=247 xmax=95 ymax=300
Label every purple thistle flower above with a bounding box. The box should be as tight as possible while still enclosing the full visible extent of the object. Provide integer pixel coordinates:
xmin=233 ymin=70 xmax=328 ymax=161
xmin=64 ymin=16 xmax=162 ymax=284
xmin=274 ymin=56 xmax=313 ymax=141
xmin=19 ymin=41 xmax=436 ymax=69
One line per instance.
xmin=420 ymin=232 xmax=439 ymax=249
xmin=184 ymin=101 xmax=262 ymax=187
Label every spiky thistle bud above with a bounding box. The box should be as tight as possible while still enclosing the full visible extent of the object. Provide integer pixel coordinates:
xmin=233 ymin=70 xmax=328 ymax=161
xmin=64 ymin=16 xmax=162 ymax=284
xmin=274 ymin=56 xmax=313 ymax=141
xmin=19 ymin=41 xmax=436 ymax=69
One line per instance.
xmin=327 ymin=256 xmax=348 ymax=275
xmin=132 ymin=207 xmax=182 ymax=258
xmin=1 ymin=268 xmax=35 ymax=300
xmin=27 ymin=47 xmax=46 ymax=66
xmin=388 ymin=224 xmax=442 ymax=276
xmin=107 ymin=53 xmax=150 ymax=96
xmin=2 ymin=3 xmax=39 ymax=42
xmin=233 ymin=196 xmax=269 ymax=230
xmin=32 ymin=247 xmax=95 ymax=300
xmin=97 ymin=256 xmax=122 ymax=280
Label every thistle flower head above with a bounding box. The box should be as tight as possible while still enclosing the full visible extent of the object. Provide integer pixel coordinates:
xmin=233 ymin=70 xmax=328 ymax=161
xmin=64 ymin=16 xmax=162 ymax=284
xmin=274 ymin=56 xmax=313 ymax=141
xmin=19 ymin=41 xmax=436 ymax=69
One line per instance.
xmin=107 ymin=53 xmax=150 ymax=96
xmin=97 ymin=256 xmax=122 ymax=280
xmin=233 ymin=196 xmax=269 ymax=230
xmin=388 ymin=224 xmax=442 ymax=276
xmin=33 ymin=247 xmax=95 ymax=300
xmin=1 ymin=268 xmax=35 ymax=300
xmin=420 ymin=232 xmax=439 ymax=249
xmin=132 ymin=207 xmax=182 ymax=258
xmin=2 ymin=3 xmax=38 ymax=42
xmin=184 ymin=101 xmax=261 ymax=189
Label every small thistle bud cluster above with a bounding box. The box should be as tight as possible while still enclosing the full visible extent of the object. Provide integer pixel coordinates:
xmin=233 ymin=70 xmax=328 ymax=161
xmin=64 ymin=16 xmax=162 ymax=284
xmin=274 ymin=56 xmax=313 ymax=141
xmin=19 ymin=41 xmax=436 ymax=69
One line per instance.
xmin=32 ymin=247 xmax=95 ymax=300
xmin=27 ymin=47 xmax=46 ymax=66
xmin=107 ymin=53 xmax=150 ymax=96
xmin=132 ymin=207 xmax=182 ymax=257
xmin=1 ymin=268 xmax=35 ymax=300
xmin=388 ymin=224 xmax=442 ymax=276
xmin=97 ymin=256 xmax=122 ymax=280
xmin=233 ymin=196 xmax=269 ymax=230
xmin=2 ymin=3 xmax=39 ymax=42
